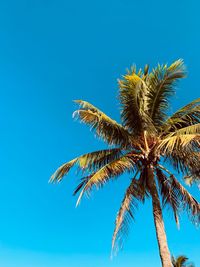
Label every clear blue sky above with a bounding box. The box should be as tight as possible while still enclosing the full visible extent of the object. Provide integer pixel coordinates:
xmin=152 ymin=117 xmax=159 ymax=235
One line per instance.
xmin=0 ymin=0 xmax=199 ymax=266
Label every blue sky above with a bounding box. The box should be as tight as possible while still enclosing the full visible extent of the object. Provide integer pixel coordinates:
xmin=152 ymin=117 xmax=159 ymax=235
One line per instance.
xmin=0 ymin=0 xmax=199 ymax=266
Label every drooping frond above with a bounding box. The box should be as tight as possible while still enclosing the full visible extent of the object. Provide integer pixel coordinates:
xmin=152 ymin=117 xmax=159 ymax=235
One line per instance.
xmin=76 ymin=153 xmax=140 ymax=206
xmin=119 ymin=70 xmax=154 ymax=135
xmin=50 ymin=148 xmax=123 ymax=182
xmin=112 ymin=177 xmax=145 ymax=254
xmin=73 ymin=100 xmax=134 ymax=148
xmin=147 ymin=59 xmax=186 ymax=128
xmin=156 ymin=168 xmax=180 ymax=227
xmin=73 ymin=174 xmax=93 ymax=196
xmin=162 ymin=98 xmax=200 ymax=133
xmin=164 ymin=148 xmax=200 ymax=178
xmin=50 ymin=158 xmax=78 ymax=182
xmin=158 ymin=123 xmax=200 ymax=153
xmin=156 ymin=166 xmax=200 ymax=225
xmin=170 ymin=175 xmax=200 ymax=224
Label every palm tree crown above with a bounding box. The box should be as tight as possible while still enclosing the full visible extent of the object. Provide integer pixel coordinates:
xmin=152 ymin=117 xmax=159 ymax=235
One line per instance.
xmin=51 ymin=59 xmax=200 ymax=267
xmin=172 ymin=255 xmax=195 ymax=267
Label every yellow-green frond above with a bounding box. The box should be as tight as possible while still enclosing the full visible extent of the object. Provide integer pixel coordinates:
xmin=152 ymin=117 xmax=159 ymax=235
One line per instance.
xmin=158 ymin=123 xmax=200 ymax=153
xmin=74 ymin=100 xmax=99 ymax=112
xmin=50 ymin=158 xmax=77 ymax=183
xmin=119 ymin=70 xmax=154 ymax=135
xmin=73 ymin=100 xmax=133 ymax=148
xmin=77 ymin=148 xmax=122 ymax=172
xmin=162 ymin=97 xmax=200 ymax=133
xmin=50 ymin=148 xmax=123 ymax=183
xmin=147 ymin=59 xmax=186 ymax=128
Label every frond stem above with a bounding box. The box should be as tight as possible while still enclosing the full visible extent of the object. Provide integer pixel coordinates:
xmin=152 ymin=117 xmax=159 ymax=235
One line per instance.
xmin=157 ymin=164 xmax=174 ymax=177
xmin=144 ymin=130 xmax=150 ymax=157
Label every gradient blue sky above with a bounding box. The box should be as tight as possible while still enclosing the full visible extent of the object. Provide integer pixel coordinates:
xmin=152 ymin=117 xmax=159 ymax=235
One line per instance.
xmin=0 ymin=0 xmax=200 ymax=266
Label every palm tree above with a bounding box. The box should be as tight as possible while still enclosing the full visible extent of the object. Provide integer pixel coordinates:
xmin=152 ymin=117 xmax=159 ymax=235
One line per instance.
xmin=51 ymin=59 xmax=200 ymax=267
xmin=172 ymin=255 xmax=195 ymax=267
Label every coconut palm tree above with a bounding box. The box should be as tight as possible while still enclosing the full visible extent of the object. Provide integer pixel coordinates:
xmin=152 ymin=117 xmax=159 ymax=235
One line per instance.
xmin=172 ymin=255 xmax=195 ymax=267
xmin=51 ymin=59 xmax=200 ymax=267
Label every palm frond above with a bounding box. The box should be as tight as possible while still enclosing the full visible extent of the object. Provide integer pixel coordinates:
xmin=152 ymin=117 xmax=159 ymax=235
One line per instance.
xmin=170 ymin=175 xmax=200 ymax=224
xmin=163 ymin=149 xmax=200 ymax=178
xmin=119 ymin=70 xmax=154 ymax=135
xmin=74 ymin=100 xmax=100 ymax=112
xmin=112 ymin=177 xmax=145 ymax=254
xmin=163 ymin=98 xmax=200 ymax=133
xmin=73 ymin=174 xmax=93 ymax=196
xmin=143 ymin=64 xmax=150 ymax=77
xmin=147 ymin=59 xmax=186 ymax=128
xmin=50 ymin=148 xmax=123 ymax=182
xmin=156 ymin=168 xmax=180 ymax=227
xmin=77 ymin=148 xmax=123 ymax=173
xmin=73 ymin=100 xmax=134 ymax=148
xmin=50 ymin=158 xmax=78 ymax=182
xmin=158 ymin=124 xmax=200 ymax=153
xmin=172 ymin=255 xmax=189 ymax=267
xmin=156 ymin=165 xmax=200 ymax=225
xmin=76 ymin=153 xmax=140 ymax=206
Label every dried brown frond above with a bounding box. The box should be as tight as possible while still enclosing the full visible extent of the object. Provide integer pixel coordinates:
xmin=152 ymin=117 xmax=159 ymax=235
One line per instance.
xmin=112 ymin=177 xmax=145 ymax=254
xmin=156 ymin=168 xmax=180 ymax=227
xmin=170 ymin=175 xmax=200 ymax=224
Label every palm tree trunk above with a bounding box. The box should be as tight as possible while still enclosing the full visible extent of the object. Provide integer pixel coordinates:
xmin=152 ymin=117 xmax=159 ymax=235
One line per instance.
xmin=148 ymin=166 xmax=172 ymax=267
